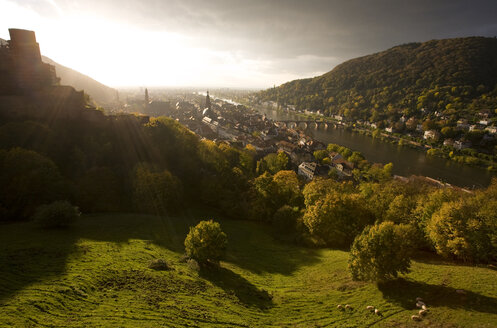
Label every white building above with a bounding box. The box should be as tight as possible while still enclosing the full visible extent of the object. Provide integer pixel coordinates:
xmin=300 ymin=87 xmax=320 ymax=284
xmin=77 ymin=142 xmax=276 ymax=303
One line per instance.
xmin=424 ymin=130 xmax=440 ymax=140
xmin=298 ymin=162 xmax=317 ymax=180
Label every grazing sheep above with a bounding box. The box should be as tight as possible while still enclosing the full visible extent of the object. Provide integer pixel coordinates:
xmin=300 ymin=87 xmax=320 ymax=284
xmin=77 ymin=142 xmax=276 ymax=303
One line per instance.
xmin=366 ymin=305 xmax=375 ymax=311
xmin=411 ymin=315 xmax=422 ymax=321
xmin=337 ymin=304 xmax=344 ymax=310
xmin=422 ymin=305 xmax=427 ymax=311
xmin=374 ymin=308 xmax=381 ymax=316
xmin=416 ymin=301 xmax=425 ymax=308
xmin=419 ymin=309 xmax=428 ymax=316
xmin=345 ymin=304 xmax=352 ymax=310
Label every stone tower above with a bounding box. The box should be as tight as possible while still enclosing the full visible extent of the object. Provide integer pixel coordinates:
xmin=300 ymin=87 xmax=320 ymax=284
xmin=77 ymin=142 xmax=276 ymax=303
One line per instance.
xmin=6 ymin=28 xmax=59 ymax=90
xmin=144 ymin=88 xmax=149 ymax=106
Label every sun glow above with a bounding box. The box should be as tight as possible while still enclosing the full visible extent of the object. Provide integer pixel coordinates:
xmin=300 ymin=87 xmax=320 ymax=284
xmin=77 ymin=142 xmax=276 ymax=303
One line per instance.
xmin=0 ymin=0 xmax=303 ymax=88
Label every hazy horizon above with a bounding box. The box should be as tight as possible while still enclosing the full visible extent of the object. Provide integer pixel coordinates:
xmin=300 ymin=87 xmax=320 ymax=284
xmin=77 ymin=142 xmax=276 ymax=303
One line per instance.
xmin=1 ymin=0 xmax=496 ymax=89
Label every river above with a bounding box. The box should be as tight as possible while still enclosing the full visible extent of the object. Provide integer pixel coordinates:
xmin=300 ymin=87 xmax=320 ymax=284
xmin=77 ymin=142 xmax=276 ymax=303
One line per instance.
xmin=256 ymin=107 xmax=495 ymax=188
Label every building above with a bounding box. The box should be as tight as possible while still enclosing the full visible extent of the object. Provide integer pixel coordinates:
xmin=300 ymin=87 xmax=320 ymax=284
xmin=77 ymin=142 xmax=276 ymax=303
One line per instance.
xmin=205 ymin=91 xmax=211 ymax=110
xmin=424 ymin=130 xmax=440 ymax=140
xmin=486 ymin=126 xmax=497 ymax=134
xmin=443 ymin=138 xmax=455 ymax=147
xmin=144 ymin=88 xmax=149 ymax=105
xmin=298 ymin=162 xmax=317 ymax=180
xmin=454 ymin=140 xmax=471 ymax=150
xmin=329 ymin=152 xmax=343 ymax=162
xmin=277 ymin=140 xmax=297 ymax=154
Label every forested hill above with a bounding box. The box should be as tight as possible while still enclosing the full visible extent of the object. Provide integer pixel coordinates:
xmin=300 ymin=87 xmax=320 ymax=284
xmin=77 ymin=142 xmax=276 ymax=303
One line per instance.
xmin=259 ymin=37 xmax=497 ymax=122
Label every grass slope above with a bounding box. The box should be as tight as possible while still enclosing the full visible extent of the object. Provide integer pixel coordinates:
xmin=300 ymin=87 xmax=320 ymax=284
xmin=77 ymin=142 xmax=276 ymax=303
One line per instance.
xmin=1 ymin=212 xmax=496 ymax=327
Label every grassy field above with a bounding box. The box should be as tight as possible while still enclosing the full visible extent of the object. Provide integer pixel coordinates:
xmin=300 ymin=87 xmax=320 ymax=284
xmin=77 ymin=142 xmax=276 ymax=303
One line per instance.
xmin=1 ymin=212 xmax=497 ymax=327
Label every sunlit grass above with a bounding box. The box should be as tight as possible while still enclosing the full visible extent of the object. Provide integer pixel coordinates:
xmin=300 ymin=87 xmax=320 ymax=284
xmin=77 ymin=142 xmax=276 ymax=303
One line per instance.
xmin=0 ymin=213 xmax=496 ymax=327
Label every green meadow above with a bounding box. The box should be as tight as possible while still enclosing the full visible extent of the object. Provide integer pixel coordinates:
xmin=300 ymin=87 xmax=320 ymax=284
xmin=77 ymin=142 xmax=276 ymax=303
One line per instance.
xmin=1 ymin=212 xmax=496 ymax=327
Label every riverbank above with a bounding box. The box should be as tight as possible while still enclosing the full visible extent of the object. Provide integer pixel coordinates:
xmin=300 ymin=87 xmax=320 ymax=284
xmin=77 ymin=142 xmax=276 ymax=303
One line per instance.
xmin=252 ymin=105 xmax=495 ymax=188
xmin=279 ymin=107 xmax=497 ymax=172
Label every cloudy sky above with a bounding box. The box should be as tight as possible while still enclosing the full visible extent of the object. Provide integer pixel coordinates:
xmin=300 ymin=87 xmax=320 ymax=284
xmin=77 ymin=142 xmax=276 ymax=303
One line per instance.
xmin=1 ymin=0 xmax=496 ymax=88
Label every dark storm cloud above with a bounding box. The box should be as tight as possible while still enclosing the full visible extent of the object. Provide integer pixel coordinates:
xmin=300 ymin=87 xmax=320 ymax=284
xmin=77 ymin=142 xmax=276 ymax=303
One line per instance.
xmin=66 ymin=0 xmax=497 ymax=57
xmin=14 ymin=0 xmax=497 ymax=78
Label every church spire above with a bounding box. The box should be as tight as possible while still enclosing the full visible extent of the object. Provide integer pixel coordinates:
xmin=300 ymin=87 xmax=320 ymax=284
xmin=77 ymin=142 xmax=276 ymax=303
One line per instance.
xmin=205 ymin=90 xmax=211 ymax=110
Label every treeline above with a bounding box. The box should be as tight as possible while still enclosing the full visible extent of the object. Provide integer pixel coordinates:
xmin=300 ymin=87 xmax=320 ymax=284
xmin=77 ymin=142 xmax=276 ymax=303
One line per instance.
xmin=0 ymin=114 xmax=256 ymax=222
xmin=258 ymin=37 xmax=497 ymax=123
xmin=2 ymin=107 xmax=496 ymax=273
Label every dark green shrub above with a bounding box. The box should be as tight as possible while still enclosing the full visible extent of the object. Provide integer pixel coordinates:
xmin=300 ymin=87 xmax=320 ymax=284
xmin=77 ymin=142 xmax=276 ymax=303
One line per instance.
xmin=349 ymin=221 xmax=414 ymax=281
xmin=272 ymin=205 xmax=301 ymax=232
xmin=184 ymin=220 xmax=227 ymax=264
xmin=0 ymin=148 xmax=67 ymax=221
xmin=33 ymin=201 xmax=80 ymax=228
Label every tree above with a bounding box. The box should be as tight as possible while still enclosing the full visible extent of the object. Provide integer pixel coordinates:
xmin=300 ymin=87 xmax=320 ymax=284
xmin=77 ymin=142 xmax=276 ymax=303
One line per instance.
xmin=272 ymin=205 xmax=301 ymax=232
xmin=256 ymin=151 xmax=289 ymax=175
xmin=0 ymin=148 xmax=67 ymax=221
xmin=427 ymin=198 xmax=496 ymax=262
xmin=184 ymin=220 xmax=228 ymax=264
xmin=272 ymin=170 xmax=303 ymax=207
xmin=313 ymin=149 xmax=328 ymax=162
xmin=132 ymin=163 xmax=183 ymax=215
xmin=422 ymin=119 xmax=438 ymax=131
xmin=349 ymin=222 xmax=414 ymax=282
xmin=303 ymin=191 xmax=373 ymax=247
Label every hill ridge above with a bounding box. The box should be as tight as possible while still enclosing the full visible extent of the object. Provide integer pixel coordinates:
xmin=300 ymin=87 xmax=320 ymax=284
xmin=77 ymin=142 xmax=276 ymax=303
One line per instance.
xmin=260 ymin=36 xmax=497 ymax=122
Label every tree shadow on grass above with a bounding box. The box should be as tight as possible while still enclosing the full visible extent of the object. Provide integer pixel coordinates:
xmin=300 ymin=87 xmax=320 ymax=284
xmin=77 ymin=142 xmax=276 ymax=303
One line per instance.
xmin=378 ymin=278 xmax=497 ymax=315
xmin=0 ymin=223 xmax=80 ymax=303
xmin=199 ymin=264 xmax=274 ymax=310
xmin=78 ymin=213 xmax=323 ymax=276
xmin=412 ymin=252 xmax=497 ymax=272
xmin=0 ymin=212 xmax=319 ymax=303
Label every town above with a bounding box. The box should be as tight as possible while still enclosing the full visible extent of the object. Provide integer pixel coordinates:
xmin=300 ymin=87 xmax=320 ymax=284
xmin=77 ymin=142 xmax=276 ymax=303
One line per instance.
xmin=118 ymin=88 xmax=357 ymax=181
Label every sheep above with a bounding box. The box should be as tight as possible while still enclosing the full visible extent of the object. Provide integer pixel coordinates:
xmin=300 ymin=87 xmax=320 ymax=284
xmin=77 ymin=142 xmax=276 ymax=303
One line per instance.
xmin=366 ymin=305 xmax=375 ymax=312
xmin=416 ymin=301 xmax=425 ymax=308
xmin=411 ymin=315 xmax=422 ymax=321
xmin=422 ymin=305 xmax=427 ymax=311
xmin=345 ymin=304 xmax=352 ymax=310
xmin=337 ymin=304 xmax=344 ymax=310
xmin=374 ymin=308 xmax=381 ymax=316
xmin=419 ymin=309 xmax=428 ymax=316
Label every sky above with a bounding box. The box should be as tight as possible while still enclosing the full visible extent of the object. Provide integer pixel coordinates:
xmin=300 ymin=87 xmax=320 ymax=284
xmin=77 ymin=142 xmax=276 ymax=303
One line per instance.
xmin=1 ymin=0 xmax=496 ymax=89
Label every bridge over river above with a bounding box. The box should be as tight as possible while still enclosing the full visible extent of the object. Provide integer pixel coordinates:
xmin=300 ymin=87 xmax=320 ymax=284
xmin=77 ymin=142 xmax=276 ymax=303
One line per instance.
xmin=275 ymin=119 xmax=342 ymax=129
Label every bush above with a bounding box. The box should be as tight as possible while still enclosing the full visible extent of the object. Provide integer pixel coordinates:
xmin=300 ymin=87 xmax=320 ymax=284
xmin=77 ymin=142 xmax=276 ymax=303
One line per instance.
xmin=349 ymin=221 xmax=414 ymax=282
xmin=184 ymin=220 xmax=228 ymax=264
xmin=33 ymin=201 xmax=80 ymax=228
xmin=187 ymin=258 xmax=200 ymax=271
xmin=148 ymin=258 xmax=169 ymax=270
